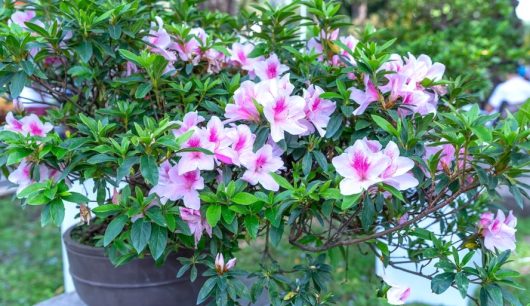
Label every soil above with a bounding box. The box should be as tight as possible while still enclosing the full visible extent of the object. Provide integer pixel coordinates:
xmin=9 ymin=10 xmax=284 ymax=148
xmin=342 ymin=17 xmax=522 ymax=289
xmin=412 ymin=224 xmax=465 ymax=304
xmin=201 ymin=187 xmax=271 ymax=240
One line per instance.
xmin=70 ymin=219 xmax=110 ymax=247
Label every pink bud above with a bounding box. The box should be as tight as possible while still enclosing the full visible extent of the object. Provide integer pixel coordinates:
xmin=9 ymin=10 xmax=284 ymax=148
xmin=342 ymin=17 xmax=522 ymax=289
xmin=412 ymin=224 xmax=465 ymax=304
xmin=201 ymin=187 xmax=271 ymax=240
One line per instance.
xmin=225 ymin=258 xmax=237 ymax=271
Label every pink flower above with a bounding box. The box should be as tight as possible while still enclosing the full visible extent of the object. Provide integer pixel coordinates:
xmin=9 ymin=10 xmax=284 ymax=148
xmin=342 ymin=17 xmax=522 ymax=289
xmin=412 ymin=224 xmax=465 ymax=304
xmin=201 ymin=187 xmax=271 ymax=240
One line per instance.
xmin=7 ymin=160 xmax=33 ymax=194
xmin=379 ymin=142 xmax=418 ymax=190
xmin=257 ymin=77 xmax=308 ymax=142
xmin=177 ymin=132 xmax=215 ymax=174
xmin=226 ymin=124 xmax=255 ymax=165
xmin=302 ymin=85 xmax=336 ymax=136
xmin=8 ymin=160 xmax=60 ymax=194
xmin=332 ymin=139 xmax=391 ymax=195
xmin=225 ymin=81 xmax=260 ymax=122
xmin=254 ymin=54 xmax=289 ymax=80
xmin=202 ymin=116 xmax=233 ymax=164
xmin=398 ymin=213 xmax=409 ymax=225
xmin=479 ymin=210 xmax=517 ymax=252
xmin=173 ymin=111 xmax=205 ymax=137
xmin=22 ymin=114 xmax=54 ymax=137
xmin=229 ymin=43 xmax=256 ymax=69
xmin=240 ymin=144 xmax=284 ymax=191
xmin=4 ymin=112 xmax=24 ymax=133
xmin=349 ymin=76 xmax=380 ymax=116
xmin=214 ymin=253 xmax=237 ymax=274
xmin=424 ymin=143 xmax=456 ymax=173
xmin=124 ymin=61 xmax=139 ymax=77
xmin=9 ymin=10 xmax=36 ymax=28
xmin=144 ymin=17 xmax=176 ymax=62
xmin=150 ymin=163 xmax=204 ymax=209
xmin=179 ymin=207 xmax=212 ymax=246
xmin=387 ymin=285 xmax=411 ymax=305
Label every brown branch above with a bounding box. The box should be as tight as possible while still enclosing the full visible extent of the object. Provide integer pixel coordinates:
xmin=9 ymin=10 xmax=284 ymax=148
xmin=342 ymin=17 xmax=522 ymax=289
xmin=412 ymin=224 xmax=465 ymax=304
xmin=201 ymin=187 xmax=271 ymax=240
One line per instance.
xmin=289 ymin=181 xmax=479 ymax=252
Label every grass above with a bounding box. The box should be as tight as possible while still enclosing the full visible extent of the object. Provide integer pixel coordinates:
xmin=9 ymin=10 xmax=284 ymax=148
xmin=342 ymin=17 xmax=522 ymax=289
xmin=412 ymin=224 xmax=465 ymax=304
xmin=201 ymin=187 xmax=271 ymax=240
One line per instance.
xmin=0 ymin=194 xmax=527 ymax=306
xmin=0 ymin=196 xmax=63 ymax=306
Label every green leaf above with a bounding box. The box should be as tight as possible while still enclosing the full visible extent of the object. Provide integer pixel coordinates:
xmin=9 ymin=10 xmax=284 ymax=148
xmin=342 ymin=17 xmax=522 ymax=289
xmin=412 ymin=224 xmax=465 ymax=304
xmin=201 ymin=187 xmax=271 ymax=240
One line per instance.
xmin=145 ymin=207 xmax=167 ymax=226
xmin=7 ymin=148 xmax=32 ymax=165
xmin=312 ymin=151 xmax=328 ymax=171
xmin=75 ymin=41 xmax=93 ymax=63
xmin=92 ymin=204 xmax=121 ymax=216
xmin=49 ymin=199 xmax=65 ymax=226
xmin=325 ymin=113 xmax=342 ymax=138
xmin=341 ymin=193 xmax=362 ymax=210
xmin=140 ymin=156 xmax=158 ymax=185
xmin=381 ymin=184 xmax=405 ymax=201
xmin=244 ymin=215 xmax=259 ymax=239
xmin=455 ymin=272 xmax=469 ymax=298
xmin=17 ymin=182 xmax=47 ymax=198
xmin=206 ymin=205 xmax=222 ymax=227
xmin=116 ymin=156 xmax=138 ymax=182
xmin=302 ymin=153 xmax=313 ymax=176
xmin=471 ymin=126 xmax=492 ymax=142
xmin=480 ymin=284 xmax=503 ymax=306
xmin=9 ymin=72 xmax=26 ymax=98
xmin=197 ymin=277 xmax=217 ymax=304
xmin=118 ymin=49 xmax=140 ymax=64
xmin=360 ymin=196 xmax=375 ymax=231
xmin=431 ymin=272 xmax=455 ymax=294
xmin=131 ymin=218 xmax=152 ymax=254
xmin=62 ymin=192 xmax=89 ymax=204
xmin=371 ymin=115 xmax=398 ymax=136
xmin=148 ymin=224 xmax=167 ymax=260
xmin=87 ymin=154 xmax=114 ymax=164
xmin=232 ymin=192 xmax=259 ymax=205
xmin=270 ymin=172 xmax=293 ymax=190
xmin=135 ymin=83 xmax=152 ymax=99
xmin=103 ymin=215 xmax=128 ymax=246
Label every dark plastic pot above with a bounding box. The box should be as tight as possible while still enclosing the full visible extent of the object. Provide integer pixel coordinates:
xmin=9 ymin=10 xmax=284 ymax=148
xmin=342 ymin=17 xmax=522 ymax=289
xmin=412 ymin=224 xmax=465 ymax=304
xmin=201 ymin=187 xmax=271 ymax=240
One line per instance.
xmin=63 ymin=225 xmax=206 ymax=306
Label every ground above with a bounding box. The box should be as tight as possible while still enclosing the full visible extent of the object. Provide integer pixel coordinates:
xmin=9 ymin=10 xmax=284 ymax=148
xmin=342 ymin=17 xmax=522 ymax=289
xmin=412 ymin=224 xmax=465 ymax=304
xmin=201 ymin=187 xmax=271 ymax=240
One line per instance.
xmin=0 ymin=196 xmax=528 ymax=306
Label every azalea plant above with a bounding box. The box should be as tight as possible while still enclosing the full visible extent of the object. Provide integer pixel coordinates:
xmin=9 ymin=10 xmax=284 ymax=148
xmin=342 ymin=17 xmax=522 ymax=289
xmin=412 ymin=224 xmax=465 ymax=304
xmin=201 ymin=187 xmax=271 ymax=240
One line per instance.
xmin=0 ymin=0 xmax=528 ymax=305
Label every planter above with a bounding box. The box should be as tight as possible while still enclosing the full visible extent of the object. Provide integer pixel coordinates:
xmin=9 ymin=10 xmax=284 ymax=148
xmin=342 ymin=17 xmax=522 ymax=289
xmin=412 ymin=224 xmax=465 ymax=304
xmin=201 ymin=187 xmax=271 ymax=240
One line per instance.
xmin=63 ymin=225 xmax=205 ymax=306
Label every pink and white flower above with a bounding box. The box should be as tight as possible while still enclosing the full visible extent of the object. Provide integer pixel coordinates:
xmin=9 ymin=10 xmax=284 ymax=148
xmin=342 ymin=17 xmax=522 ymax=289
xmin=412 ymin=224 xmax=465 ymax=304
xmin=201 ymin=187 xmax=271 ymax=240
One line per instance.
xmin=177 ymin=132 xmax=215 ymax=174
xmin=302 ymin=85 xmax=336 ymax=136
xmin=332 ymin=138 xmax=390 ymax=195
xmin=379 ymin=142 xmax=418 ymax=190
xmin=386 ymin=283 xmax=411 ymax=305
xmin=225 ymin=81 xmax=260 ymax=122
xmin=225 ymin=124 xmax=255 ymax=165
xmin=4 ymin=112 xmax=24 ymax=133
xmin=240 ymin=144 xmax=284 ymax=191
xmin=144 ymin=17 xmax=176 ymax=62
xmin=350 ymin=76 xmax=380 ymax=116
xmin=214 ymin=253 xmax=237 ymax=274
xmin=150 ymin=162 xmax=204 ymax=209
xmin=179 ymin=207 xmax=212 ymax=246
xmin=21 ymin=114 xmax=54 ymax=137
xmin=173 ymin=111 xmax=205 ymax=137
xmin=8 ymin=160 xmax=60 ymax=194
xmin=479 ymin=210 xmax=517 ymax=252
xmin=254 ymin=54 xmax=289 ymax=80
xmin=229 ymin=43 xmax=260 ymax=72
xmin=9 ymin=10 xmax=36 ymax=28
xmin=256 ymin=77 xmax=308 ymax=142
xmin=202 ymin=116 xmax=233 ymax=164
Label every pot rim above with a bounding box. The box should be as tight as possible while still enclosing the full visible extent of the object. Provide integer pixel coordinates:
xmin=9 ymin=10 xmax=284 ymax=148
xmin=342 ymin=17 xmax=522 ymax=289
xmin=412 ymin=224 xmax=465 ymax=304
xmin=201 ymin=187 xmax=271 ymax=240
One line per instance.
xmin=63 ymin=224 xmax=107 ymax=257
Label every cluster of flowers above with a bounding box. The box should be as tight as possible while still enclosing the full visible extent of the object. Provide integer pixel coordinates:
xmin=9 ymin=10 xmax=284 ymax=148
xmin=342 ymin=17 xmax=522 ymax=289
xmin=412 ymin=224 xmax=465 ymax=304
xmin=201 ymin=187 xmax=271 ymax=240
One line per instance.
xmin=350 ymin=53 xmax=446 ymax=117
xmin=149 ymin=112 xmax=284 ymax=244
xmin=141 ymin=17 xmax=225 ymax=74
xmin=332 ymin=138 xmax=419 ymax=195
xmin=224 ymin=70 xmax=336 ymax=141
xmin=479 ymin=210 xmax=517 ymax=252
xmin=4 ymin=112 xmax=59 ymax=193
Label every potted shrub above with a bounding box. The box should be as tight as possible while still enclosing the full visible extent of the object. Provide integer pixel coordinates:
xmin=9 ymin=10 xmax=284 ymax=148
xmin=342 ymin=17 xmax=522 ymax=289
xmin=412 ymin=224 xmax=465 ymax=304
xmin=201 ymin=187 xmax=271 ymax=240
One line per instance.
xmin=0 ymin=0 xmax=528 ymax=305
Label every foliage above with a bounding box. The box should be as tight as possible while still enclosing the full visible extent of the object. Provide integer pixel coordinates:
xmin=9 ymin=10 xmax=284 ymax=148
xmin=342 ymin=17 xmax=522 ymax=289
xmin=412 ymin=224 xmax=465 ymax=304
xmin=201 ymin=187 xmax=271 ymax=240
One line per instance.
xmin=0 ymin=0 xmax=528 ymax=305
